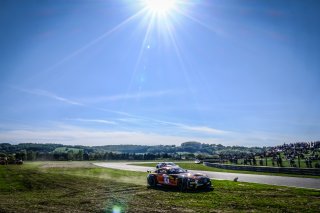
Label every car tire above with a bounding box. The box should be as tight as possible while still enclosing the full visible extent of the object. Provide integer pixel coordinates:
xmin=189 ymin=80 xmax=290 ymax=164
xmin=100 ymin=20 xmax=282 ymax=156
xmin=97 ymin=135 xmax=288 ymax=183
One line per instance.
xmin=177 ymin=178 xmax=182 ymax=191
xmin=147 ymin=175 xmax=157 ymax=187
xmin=206 ymin=182 xmax=212 ymax=191
xmin=178 ymin=178 xmax=188 ymax=192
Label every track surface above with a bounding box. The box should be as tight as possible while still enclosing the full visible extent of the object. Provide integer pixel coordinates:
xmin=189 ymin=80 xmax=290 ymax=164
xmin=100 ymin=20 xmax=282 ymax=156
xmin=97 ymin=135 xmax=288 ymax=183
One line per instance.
xmin=94 ymin=162 xmax=320 ymax=190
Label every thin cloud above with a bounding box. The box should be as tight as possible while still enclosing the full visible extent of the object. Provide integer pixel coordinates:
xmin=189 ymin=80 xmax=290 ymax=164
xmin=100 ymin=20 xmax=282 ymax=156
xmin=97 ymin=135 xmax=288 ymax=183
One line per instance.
xmin=180 ymin=125 xmax=228 ymax=135
xmin=151 ymin=119 xmax=228 ymax=135
xmin=11 ymin=87 xmax=230 ymax=138
xmin=79 ymin=90 xmax=180 ymax=103
xmin=13 ymin=87 xmax=132 ymax=116
xmin=17 ymin=88 xmax=83 ymax=106
xmin=114 ymin=115 xmax=229 ymax=136
xmin=116 ymin=117 xmax=142 ymax=123
xmin=66 ymin=118 xmax=117 ymax=125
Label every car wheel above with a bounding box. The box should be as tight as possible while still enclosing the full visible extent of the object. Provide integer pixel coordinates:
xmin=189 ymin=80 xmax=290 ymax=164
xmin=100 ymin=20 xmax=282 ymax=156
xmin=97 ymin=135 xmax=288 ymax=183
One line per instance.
xmin=178 ymin=178 xmax=188 ymax=192
xmin=147 ymin=175 xmax=157 ymax=187
xmin=206 ymin=182 xmax=212 ymax=191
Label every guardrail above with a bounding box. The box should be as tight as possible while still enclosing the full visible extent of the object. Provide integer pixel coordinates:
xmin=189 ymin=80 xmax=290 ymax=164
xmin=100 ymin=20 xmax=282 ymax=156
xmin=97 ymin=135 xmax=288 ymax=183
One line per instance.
xmin=203 ymin=162 xmax=320 ymax=176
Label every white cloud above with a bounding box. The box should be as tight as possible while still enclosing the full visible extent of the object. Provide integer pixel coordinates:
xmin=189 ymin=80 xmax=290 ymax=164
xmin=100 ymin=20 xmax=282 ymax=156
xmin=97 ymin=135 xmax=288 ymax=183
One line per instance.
xmin=14 ymin=87 xmax=133 ymax=116
xmin=79 ymin=90 xmax=179 ymax=103
xmin=66 ymin=118 xmax=117 ymax=125
xmin=178 ymin=125 xmax=228 ymax=135
xmin=17 ymin=88 xmax=83 ymax=106
xmin=150 ymin=119 xmax=228 ymax=135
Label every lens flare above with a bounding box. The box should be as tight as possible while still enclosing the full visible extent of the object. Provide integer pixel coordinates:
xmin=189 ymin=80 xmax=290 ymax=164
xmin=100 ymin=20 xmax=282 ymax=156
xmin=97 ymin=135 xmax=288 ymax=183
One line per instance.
xmin=112 ymin=206 xmax=121 ymax=213
xmin=145 ymin=0 xmax=176 ymax=14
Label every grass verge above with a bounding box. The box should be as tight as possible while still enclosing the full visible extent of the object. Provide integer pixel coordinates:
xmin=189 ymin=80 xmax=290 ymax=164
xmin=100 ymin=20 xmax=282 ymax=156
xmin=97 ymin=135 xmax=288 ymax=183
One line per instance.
xmin=0 ymin=162 xmax=319 ymax=212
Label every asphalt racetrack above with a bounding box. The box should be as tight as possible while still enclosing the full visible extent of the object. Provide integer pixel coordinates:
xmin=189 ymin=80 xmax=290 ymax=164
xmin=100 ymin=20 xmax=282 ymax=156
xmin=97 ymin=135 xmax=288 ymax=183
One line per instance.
xmin=94 ymin=162 xmax=320 ymax=190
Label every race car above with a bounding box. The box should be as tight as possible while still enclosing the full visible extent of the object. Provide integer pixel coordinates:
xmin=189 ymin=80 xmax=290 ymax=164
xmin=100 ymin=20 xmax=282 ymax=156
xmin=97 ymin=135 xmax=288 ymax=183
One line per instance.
xmin=147 ymin=166 xmax=212 ymax=191
xmin=156 ymin=162 xmax=178 ymax=169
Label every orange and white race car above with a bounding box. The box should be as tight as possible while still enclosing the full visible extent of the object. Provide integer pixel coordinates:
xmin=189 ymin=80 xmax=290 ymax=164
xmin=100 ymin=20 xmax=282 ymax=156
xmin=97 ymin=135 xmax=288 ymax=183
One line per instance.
xmin=147 ymin=166 xmax=212 ymax=191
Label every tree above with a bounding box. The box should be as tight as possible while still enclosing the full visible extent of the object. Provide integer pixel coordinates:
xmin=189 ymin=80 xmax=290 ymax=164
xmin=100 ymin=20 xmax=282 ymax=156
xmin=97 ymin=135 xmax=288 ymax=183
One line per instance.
xmin=7 ymin=154 xmax=15 ymax=164
xmin=252 ymin=157 xmax=257 ymax=166
xmin=259 ymin=159 xmax=263 ymax=166
xmin=27 ymin=151 xmax=36 ymax=161
xmin=181 ymin=141 xmax=202 ymax=152
xmin=83 ymin=152 xmax=89 ymax=161
xmin=278 ymin=157 xmax=283 ymax=167
xmin=15 ymin=150 xmax=26 ymax=160
xmin=67 ymin=150 xmax=74 ymax=161
xmin=76 ymin=149 xmax=83 ymax=160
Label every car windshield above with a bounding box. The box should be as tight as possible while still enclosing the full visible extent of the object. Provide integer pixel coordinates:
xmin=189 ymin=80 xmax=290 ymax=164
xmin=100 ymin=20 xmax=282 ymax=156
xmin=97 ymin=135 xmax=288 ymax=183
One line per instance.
xmin=167 ymin=168 xmax=187 ymax=174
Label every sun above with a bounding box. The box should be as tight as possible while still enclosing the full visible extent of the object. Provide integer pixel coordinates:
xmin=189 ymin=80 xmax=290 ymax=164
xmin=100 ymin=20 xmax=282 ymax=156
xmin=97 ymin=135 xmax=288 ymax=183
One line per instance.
xmin=144 ymin=0 xmax=177 ymax=14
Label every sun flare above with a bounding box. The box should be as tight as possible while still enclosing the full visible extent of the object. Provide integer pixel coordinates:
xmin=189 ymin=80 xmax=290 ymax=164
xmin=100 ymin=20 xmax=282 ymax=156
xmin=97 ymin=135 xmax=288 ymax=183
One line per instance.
xmin=145 ymin=0 xmax=177 ymax=14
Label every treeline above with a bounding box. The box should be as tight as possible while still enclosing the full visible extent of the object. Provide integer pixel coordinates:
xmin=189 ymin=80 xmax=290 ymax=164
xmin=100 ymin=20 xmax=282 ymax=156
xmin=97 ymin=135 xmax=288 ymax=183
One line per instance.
xmin=1 ymin=141 xmax=319 ymax=163
xmin=0 ymin=141 xmax=265 ymax=161
xmin=0 ymin=150 xmax=179 ymax=162
xmin=0 ymin=141 xmax=265 ymax=155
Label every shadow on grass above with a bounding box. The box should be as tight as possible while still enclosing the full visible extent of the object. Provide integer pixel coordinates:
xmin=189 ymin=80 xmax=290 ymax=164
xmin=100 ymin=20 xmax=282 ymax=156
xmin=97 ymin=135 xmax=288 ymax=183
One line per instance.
xmin=147 ymin=185 xmax=213 ymax=193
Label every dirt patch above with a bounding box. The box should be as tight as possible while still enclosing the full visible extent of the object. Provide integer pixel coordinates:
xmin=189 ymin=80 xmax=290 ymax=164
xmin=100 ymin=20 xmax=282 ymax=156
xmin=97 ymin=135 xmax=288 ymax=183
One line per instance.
xmin=40 ymin=161 xmax=96 ymax=169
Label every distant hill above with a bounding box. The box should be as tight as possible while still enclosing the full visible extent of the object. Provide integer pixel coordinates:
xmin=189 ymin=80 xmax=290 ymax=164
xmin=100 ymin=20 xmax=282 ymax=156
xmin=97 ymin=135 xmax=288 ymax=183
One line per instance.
xmin=0 ymin=141 xmax=319 ymax=163
xmin=0 ymin=141 xmax=264 ymax=155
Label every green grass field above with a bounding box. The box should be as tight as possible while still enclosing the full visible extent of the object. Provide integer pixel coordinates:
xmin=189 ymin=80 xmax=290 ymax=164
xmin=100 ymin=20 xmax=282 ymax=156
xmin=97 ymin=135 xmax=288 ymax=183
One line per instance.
xmin=1 ymin=162 xmax=320 ymax=212
xmin=53 ymin=147 xmax=83 ymax=153
xmin=130 ymin=162 xmax=320 ymax=179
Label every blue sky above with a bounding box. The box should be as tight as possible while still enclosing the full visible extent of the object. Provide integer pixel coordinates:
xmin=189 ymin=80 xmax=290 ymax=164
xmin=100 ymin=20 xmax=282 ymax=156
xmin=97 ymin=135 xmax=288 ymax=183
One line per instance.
xmin=0 ymin=0 xmax=320 ymax=146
